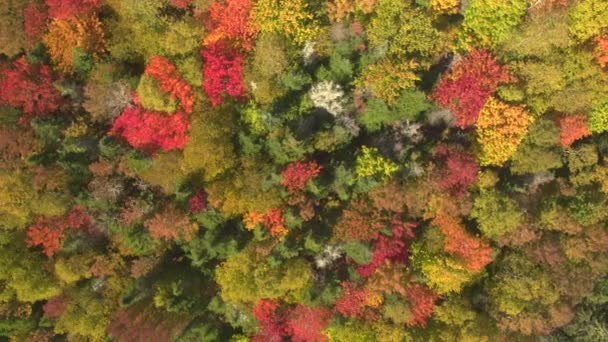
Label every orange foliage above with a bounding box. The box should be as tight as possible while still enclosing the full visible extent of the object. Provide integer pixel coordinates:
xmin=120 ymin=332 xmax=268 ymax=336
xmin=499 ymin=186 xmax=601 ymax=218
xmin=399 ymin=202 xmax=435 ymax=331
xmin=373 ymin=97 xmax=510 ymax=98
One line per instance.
xmin=244 ymin=208 xmax=288 ymax=237
xmin=42 ymin=14 xmax=105 ymax=73
xmin=433 ymin=214 xmax=493 ymax=272
xmin=559 ymin=114 xmax=591 ymax=147
xmin=144 ymin=204 xmax=198 ymax=241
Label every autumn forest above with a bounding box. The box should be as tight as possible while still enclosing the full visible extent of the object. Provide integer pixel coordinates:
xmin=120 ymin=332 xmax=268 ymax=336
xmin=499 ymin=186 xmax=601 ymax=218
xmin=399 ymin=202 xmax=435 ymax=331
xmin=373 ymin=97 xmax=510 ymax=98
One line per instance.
xmin=1 ymin=0 xmax=608 ymax=341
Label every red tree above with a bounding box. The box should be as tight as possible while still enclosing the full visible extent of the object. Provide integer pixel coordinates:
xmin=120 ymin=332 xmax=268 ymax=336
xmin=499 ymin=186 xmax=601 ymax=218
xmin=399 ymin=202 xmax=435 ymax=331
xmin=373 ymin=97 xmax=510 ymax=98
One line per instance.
xmin=24 ymin=2 xmax=49 ymax=47
xmin=434 ymin=144 xmax=479 ymax=197
xmin=43 ymin=295 xmax=70 ymax=318
xmin=201 ymin=42 xmax=247 ymax=106
xmin=144 ymin=56 xmax=194 ymax=114
xmin=189 ymin=190 xmax=208 ymax=214
xmin=204 ymin=0 xmax=259 ymax=50
xmin=334 ymin=282 xmax=378 ymax=320
xmin=171 ymin=0 xmax=192 ymax=9
xmin=45 ymin=0 xmax=102 ymax=20
xmin=285 ymin=305 xmax=332 ymax=342
xmin=281 ymin=161 xmax=322 ymax=192
xmin=406 ymin=283 xmax=439 ymax=327
xmin=596 ymin=36 xmax=608 ymax=68
xmin=356 ymin=221 xmax=416 ymax=277
xmin=433 ymin=215 xmax=493 ymax=272
xmin=433 ymin=50 xmax=509 ymax=128
xmin=26 ymin=206 xmax=92 ymax=257
xmin=559 ymin=114 xmax=591 ymax=147
xmin=109 ymin=104 xmax=190 ymax=153
xmin=0 ymin=57 xmax=62 ymax=119
xmin=244 ymin=208 xmax=287 ymax=237
xmin=252 ymin=299 xmax=285 ymax=342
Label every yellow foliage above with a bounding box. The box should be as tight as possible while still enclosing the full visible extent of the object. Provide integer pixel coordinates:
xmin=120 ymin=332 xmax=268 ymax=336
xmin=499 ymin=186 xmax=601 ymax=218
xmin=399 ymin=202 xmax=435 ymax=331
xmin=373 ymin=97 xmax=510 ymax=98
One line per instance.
xmin=430 ymin=0 xmax=460 ymax=14
xmin=355 ymin=59 xmax=420 ymax=104
xmin=355 ymin=146 xmax=399 ymax=181
xmin=476 ymin=97 xmax=533 ymax=166
xmin=420 ymin=256 xmax=475 ymax=294
xmin=254 ymin=0 xmax=319 ymax=45
xmin=43 ymin=14 xmax=105 ymax=73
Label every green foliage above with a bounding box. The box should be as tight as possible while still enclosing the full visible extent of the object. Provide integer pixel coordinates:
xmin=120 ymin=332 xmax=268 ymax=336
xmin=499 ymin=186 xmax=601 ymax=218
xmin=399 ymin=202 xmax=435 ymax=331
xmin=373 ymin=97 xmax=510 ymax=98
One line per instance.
xmin=510 ymin=118 xmax=563 ymax=175
xmin=459 ymin=0 xmax=528 ymax=50
xmin=569 ymin=0 xmax=608 ymax=43
xmin=368 ymin=0 xmax=443 ymax=59
xmin=359 ymin=90 xmax=431 ymax=132
xmin=215 ymin=246 xmax=311 ymax=305
xmin=471 ymin=190 xmax=523 ymax=240
xmin=589 ymin=101 xmax=608 ymax=133
xmin=137 ymin=74 xmax=180 ymax=113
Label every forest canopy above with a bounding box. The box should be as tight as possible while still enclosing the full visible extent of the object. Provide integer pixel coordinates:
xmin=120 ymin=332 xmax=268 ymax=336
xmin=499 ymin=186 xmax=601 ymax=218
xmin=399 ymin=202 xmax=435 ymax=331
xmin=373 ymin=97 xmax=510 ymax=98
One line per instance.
xmin=1 ymin=0 xmax=608 ymax=341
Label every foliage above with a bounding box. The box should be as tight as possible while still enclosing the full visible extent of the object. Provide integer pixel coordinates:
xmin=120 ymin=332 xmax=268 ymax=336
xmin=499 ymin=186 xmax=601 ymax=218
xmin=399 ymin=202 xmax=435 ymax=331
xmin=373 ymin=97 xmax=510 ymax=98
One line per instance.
xmin=281 ymin=161 xmax=322 ymax=192
xmin=475 ymin=97 xmax=533 ymax=166
xmin=559 ymin=114 xmax=591 ymax=147
xmin=432 ymin=50 xmax=509 ymax=128
xmin=253 ymin=0 xmax=319 ymax=45
xmin=42 ymin=14 xmax=105 ymax=74
xmin=109 ymin=105 xmax=191 ymax=153
xmin=459 ymin=0 xmax=528 ymax=49
xmin=201 ymin=42 xmax=247 ymax=106
xmin=471 ymin=190 xmax=522 ymax=240
xmin=0 ymin=57 xmax=62 ymax=118
xmin=355 ymin=146 xmax=398 ymax=181
xmin=204 ymin=0 xmax=259 ymax=50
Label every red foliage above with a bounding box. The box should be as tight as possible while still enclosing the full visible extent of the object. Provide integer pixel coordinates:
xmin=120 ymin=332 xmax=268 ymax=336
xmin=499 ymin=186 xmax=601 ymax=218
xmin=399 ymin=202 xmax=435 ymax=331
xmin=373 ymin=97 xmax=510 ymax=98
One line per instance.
xmin=43 ymin=295 xmax=70 ymax=318
xmin=334 ymin=282 xmax=378 ymax=320
xmin=595 ymin=36 xmax=608 ymax=68
xmin=189 ymin=190 xmax=208 ymax=214
xmin=434 ymin=144 xmax=479 ymax=197
xmin=171 ymin=0 xmax=192 ymax=9
xmin=0 ymin=57 xmax=62 ymax=119
xmin=24 ymin=2 xmax=49 ymax=47
xmin=433 ymin=215 xmax=493 ymax=272
xmin=45 ymin=0 xmax=102 ymax=20
xmin=204 ymin=0 xmax=259 ymax=50
xmin=109 ymin=104 xmax=190 ymax=153
xmin=108 ymin=302 xmax=190 ymax=342
xmin=144 ymin=56 xmax=194 ymax=114
xmin=356 ymin=221 xmax=416 ymax=277
xmin=252 ymin=299 xmax=285 ymax=342
xmin=433 ymin=50 xmax=509 ymax=128
xmin=281 ymin=161 xmax=322 ymax=192
xmin=201 ymin=42 xmax=247 ymax=106
xmin=244 ymin=208 xmax=287 ymax=237
xmin=285 ymin=305 xmax=332 ymax=342
xmin=559 ymin=114 xmax=591 ymax=147
xmin=334 ymin=199 xmax=389 ymax=242
xmin=26 ymin=206 xmax=92 ymax=257
xmin=405 ymin=283 xmax=439 ymax=327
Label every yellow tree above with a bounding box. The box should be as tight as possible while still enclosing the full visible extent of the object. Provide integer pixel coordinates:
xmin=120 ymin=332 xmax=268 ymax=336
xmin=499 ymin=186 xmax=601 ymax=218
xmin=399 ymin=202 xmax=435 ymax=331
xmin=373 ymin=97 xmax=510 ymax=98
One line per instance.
xmin=43 ymin=14 xmax=105 ymax=74
xmin=475 ymin=97 xmax=533 ymax=166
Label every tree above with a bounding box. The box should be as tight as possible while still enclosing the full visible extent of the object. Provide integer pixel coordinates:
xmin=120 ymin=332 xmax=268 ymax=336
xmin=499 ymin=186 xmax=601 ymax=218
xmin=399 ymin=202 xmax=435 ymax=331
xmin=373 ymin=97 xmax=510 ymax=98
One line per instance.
xmin=24 ymin=2 xmax=49 ymax=47
xmin=253 ymin=0 xmax=319 ymax=45
xmin=355 ymin=146 xmax=398 ymax=181
xmin=285 ymin=305 xmax=332 ymax=342
xmin=109 ymin=105 xmax=191 ymax=153
xmin=475 ymin=97 xmax=533 ymax=166
xmin=432 ymin=50 xmax=510 ymax=129
xmin=434 ymin=145 xmax=479 ymax=197
xmin=144 ymin=204 xmax=198 ymax=241
xmin=356 ymin=59 xmax=420 ymax=105
xmin=143 ymin=56 xmax=194 ymax=113
xmin=201 ymin=42 xmax=247 ymax=106
xmin=0 ymin=57 xmax=62 ymax=118
xmin=367 ymin=0 xmax=443 ymax=60
xmin=559 ymin=114 xmax=591 ymax=147
xmin=26 ymin=206 xmax=92 ymax=257
xmin=510 ymin=118 xmax=563 ymax=175
xmin=281 ymin=161 xmax=322 ymax=192
xmin=471 ymin=190 xmax=523 ymax=240
xmin=356 ymin=221 xmax=416 ymax=277
xmin=458 ymin=0 xmax=528 ymax=49
xmin=0 ymin=0 xmax=28 ymax=57
xmin=589 ymin=101 xmax=608 ymax=133
xmin=406 ymin=283 xmax=439 ymax=327
xmin=42 ymin=14 xmax=105 ymax=74
xmin=243 ymin=208 xmax=288 ymax=237
xmin=568 ymin=0 xmax=608 ymax=43
xmin=204 ymin=0 xmax=259 ymax=50
xmin=45 ymin=0 xmax=102 ymax=19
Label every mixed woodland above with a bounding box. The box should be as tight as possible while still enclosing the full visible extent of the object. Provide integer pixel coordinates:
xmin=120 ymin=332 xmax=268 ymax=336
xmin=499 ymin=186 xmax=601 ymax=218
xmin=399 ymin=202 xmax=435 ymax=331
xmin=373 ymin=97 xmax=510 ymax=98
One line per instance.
xmin=2 ymin=0 xmax=608 ymax=340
